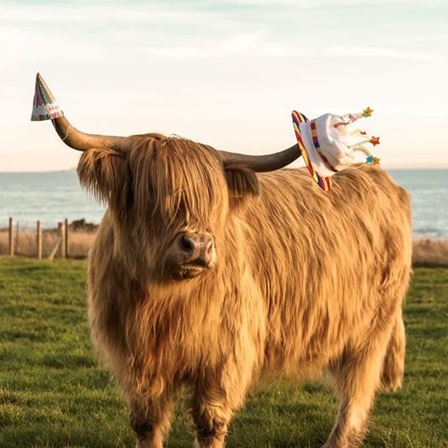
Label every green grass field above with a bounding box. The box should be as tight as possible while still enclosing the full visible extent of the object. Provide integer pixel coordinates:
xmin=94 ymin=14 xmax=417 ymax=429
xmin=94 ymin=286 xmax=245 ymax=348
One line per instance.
xmin=0 ymin=259 xmax=447 ymax=448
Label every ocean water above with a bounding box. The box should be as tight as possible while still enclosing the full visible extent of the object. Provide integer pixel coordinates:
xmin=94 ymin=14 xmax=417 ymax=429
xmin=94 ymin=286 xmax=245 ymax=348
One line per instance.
xmin=0 ymin=170 xmax=105 ymax=229
xmin=0 ymin=169 xmax=447 ymax=239
xmin=388 ymin=169 xmax=448 ymax=240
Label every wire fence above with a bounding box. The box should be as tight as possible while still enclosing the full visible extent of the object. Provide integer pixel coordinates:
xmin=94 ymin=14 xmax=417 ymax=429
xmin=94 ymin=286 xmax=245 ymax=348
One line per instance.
xmin=0 ymin=217 xmax=96 ymax=259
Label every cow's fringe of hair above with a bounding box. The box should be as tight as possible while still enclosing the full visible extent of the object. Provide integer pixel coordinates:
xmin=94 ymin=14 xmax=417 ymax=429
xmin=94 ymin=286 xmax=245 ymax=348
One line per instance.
xmin=130 ymin=136 xmax=228 ymax=231
xmin=77 ymin=134 xmax=231 ymax=230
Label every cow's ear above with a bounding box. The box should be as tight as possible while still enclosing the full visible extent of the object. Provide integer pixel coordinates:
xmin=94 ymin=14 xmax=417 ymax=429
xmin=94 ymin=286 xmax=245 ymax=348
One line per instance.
xmin=77 ymin=149 xmax=131 ymax=209
xmin=224 ymin=165 xmax=260 ymax=206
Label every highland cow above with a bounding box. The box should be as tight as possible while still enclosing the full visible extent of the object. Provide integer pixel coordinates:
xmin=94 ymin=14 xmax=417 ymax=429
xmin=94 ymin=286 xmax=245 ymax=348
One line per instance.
xmin=39 ymin=78 xmax=412 ymax=448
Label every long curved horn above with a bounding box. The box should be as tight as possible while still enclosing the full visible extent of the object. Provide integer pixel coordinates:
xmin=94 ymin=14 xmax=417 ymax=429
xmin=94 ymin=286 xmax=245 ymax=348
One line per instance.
xmin=51 ymin=114 xmax=127 ymax=152
xmin=219 ymin=144 xmax=301 ymax=172
xmin=31 ymin=73 xmax=127 ymax=152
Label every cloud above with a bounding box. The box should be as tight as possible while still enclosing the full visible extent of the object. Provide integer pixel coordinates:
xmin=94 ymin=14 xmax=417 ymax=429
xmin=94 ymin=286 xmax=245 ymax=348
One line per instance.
xmin=329 ymin=45 xmax=446 ymax=63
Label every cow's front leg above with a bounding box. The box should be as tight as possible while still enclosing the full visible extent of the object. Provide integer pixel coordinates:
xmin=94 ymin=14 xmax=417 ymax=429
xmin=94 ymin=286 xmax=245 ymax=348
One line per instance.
xmin=191 ymin=363 xmax=254 ymax=448
xmin=192 ymin=405 xmax=230 ymax=448
xmin=191 ymin=381 xmax=233 ymax=448
xmin=129 ymin=392 xmax=173 ymax=448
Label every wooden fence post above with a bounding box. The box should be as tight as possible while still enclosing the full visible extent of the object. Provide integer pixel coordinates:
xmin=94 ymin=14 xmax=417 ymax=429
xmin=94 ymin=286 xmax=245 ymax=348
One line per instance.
xmin=58 ymin=222 xmax=66 ymax=259
xmin=36 ymin=220 xmax=42 ymax=260
xmin=64 ymin=218 xmax=69 ymax=259
xmin=8 ymin=217 xmax=14 ymax=256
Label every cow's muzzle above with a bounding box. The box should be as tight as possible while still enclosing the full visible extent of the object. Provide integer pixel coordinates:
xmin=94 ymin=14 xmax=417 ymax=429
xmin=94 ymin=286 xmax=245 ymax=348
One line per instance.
xmin=166 ymin=232 xmax=216 ymax=280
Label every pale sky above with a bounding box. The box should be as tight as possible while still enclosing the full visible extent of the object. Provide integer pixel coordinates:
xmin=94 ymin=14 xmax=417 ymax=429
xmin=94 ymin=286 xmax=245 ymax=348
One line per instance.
xmin=1 ymin=0 xmax=447 ymax=172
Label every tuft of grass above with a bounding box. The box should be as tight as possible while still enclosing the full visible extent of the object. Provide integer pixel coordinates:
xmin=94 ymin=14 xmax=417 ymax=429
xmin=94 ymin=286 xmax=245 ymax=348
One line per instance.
xmin=0 ymin=259 xmax=447 ymax=447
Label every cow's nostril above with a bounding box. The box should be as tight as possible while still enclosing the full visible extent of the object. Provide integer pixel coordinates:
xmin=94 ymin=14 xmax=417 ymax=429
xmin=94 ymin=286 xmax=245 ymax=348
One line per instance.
xmin=181 ymin=235 xmax=194 ymax=253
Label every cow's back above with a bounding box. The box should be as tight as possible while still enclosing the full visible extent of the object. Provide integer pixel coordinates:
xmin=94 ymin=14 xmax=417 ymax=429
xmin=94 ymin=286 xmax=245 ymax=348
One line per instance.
xmin=240 ymin=165 xmax=412 ymax=375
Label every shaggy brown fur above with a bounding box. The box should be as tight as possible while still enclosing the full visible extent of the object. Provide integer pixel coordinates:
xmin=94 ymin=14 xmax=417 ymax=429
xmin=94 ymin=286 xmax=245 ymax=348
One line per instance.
xmin=80 ymin=134 xmax=412 ymax=448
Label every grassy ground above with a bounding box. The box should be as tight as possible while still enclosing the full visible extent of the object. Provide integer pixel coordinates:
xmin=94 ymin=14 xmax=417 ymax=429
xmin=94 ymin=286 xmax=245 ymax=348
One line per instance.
xmin=0 ymin=259 xmax=447 ymax=448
